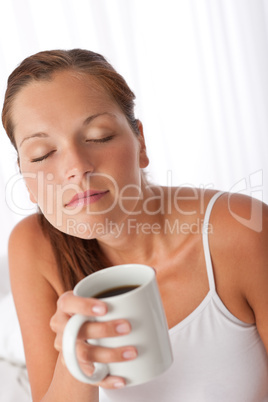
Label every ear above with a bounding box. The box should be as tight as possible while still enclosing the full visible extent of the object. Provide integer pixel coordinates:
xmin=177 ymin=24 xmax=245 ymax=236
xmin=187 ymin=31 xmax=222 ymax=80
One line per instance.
xmin=136 ymin=120 xmax=149 ymax=169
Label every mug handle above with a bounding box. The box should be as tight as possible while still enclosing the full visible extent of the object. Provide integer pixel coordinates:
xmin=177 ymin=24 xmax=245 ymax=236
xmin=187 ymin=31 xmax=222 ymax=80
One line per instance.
xmin=62 ymin=314 xmax=109 ymax=384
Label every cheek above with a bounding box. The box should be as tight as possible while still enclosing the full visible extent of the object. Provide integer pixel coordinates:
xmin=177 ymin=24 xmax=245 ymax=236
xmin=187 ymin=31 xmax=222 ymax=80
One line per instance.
xmin=23 ymin=173 xmax=53 ymax=208
xmin=105 ymin=143 xmax=142 ymax=212
xmin=23 ymin=175 xmax=39 ymax=203
xmin=106 ymin=141 xmax=141 ymax=181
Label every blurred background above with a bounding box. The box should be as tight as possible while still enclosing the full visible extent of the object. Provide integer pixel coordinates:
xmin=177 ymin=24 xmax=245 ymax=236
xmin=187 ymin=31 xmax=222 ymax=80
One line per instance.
xmin=1 ymin=0 xmax=268 ymax=257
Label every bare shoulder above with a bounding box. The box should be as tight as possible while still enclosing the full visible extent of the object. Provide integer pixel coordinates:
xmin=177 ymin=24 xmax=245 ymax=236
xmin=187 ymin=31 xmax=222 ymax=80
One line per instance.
xmin=210 ymin=192 xmax=268 ymax=345
xmin=167 ymin=186 xmax=267 ymax=258
xmin=210 ymin=191 xmax=267 ymax=253
xmin=9 ymin=213 xmax=48 ymax=253
xmin=9 ymin=213 xmax=64 ymax=296
xmin=165 ymin=186 xmax=267 ymax=243
xmin=213 ymin=191 xmax=268 ymax=286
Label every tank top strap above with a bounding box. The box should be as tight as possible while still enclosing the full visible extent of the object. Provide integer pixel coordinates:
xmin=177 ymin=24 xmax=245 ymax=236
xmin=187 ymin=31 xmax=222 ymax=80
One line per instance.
xmin=202 ymin=191 xmax=225 ymax=292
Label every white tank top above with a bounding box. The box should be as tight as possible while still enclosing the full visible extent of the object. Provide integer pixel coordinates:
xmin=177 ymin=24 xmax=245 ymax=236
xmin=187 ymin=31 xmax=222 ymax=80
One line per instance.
xmin=100 ymin=192 xmax=268 ymax=402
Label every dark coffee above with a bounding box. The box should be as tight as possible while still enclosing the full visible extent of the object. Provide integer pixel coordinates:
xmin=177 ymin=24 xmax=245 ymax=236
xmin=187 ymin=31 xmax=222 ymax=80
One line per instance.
xmin=93 ymin=285 xmax=139 ymax=299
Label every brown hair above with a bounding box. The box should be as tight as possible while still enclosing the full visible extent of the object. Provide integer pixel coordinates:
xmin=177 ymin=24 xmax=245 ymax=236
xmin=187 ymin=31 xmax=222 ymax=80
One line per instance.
xmin=2 ymin=49 xmax=140 ymax=290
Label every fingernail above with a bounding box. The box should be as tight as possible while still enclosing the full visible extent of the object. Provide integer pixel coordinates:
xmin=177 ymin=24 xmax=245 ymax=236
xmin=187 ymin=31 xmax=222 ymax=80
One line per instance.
xmin=116 ymin=322 xmax=131 ymax=334
xmin=114 ymin=380 xmax=125 ymax=389
xmin=92 ymin=304 xmax=106 ymax=315
xmin=122 ymin=349 xmax=137 ymax=360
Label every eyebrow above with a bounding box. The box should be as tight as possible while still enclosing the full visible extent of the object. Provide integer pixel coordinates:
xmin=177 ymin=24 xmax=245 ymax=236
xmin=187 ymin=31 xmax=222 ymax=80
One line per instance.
xmin=19 ymin=112 xmax=116 ymax=148
xmin=83 ymin=112 xmax=116 ymax=126
xmin=19 ymin=132 xmax=49 ymax=148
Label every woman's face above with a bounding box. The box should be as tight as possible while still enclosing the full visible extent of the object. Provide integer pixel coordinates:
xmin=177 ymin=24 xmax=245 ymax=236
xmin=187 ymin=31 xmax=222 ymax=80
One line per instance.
xmin=12 ymin=70 xmax=148 ymax=238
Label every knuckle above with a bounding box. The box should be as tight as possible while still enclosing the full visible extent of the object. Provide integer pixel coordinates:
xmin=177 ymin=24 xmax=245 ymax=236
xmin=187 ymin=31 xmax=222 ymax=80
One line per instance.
xmin=57 ymin=294 xmax=64 ymax=307
xmin=54 ymin=335 xmax=62 ymax=351
xmin=50 ymin=315 xmax=57 ymax=331
xmin=49 ymin=311 xmax=64 ymax=333
xmin=57 ymin=291 xmax=72 ymax=309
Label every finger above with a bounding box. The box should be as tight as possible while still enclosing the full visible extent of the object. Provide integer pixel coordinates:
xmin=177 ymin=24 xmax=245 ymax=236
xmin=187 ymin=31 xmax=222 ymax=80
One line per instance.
xmin=76 ymin=360 xmax=96 ymax=377
xmin=54 ymin=332 xmax=63 ymax=352
xmin=98 ymin=376 xmax=126 ymax=389
xmin=50 ymin=310 xmax=69 ymax=334
xmin=60 ymin=350 xmax=127 ymax=389
xmin=62 ymin=357 xmax=126 ymax=390
xmin=59 ymin=351 xmax=95 ymax=376
xmin=76 ymin=342 xmax=138 ymax=364
xmin=58 ymin=291 xmax=107 ymax=317
xmin=78 ymin=319 xmax=131 ymax=339
xmin=53 ymin=319 xmax=131 ymax=352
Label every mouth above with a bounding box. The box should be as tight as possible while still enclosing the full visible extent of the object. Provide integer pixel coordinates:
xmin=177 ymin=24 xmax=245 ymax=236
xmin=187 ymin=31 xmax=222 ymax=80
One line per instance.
xmin=65 ymin=189 xmax=109 ymax=208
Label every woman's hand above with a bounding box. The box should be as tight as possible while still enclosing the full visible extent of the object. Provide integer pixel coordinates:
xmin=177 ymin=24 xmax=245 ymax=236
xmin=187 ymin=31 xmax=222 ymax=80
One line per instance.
xmin=50 ymin=291 xmax=137 ymax=389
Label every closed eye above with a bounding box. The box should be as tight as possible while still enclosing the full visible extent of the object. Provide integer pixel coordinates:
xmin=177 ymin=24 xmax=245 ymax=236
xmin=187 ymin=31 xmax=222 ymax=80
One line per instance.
xmin=87 ymin=135 xmax=114 ymax=143
xmin=31 ymin=150 xmax=56 ymax=163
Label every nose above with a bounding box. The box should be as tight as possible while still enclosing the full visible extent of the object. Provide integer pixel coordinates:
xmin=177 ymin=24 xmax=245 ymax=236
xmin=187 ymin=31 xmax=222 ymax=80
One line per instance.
xmin=63 ymin=145 xmax=94 ymax=182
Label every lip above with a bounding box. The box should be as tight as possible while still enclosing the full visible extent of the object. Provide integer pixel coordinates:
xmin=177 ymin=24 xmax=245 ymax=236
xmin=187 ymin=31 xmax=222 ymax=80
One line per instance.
xmin=65 ymin=189 xmax=109 ymax=208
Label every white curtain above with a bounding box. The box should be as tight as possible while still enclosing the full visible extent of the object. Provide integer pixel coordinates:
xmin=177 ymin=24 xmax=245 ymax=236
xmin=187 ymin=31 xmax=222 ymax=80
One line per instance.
xmin=0 ymin=0 xmax=267 ymax=256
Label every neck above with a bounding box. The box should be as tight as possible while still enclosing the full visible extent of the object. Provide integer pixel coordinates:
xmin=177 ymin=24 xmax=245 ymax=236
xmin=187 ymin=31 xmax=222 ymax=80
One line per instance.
xmin=96 ymin=185 xmax=169 ymax=266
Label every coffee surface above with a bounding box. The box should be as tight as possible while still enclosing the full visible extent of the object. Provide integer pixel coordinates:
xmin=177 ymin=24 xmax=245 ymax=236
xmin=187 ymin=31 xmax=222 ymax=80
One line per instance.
xmin=93 ymin=285 xmax=139 ymax=298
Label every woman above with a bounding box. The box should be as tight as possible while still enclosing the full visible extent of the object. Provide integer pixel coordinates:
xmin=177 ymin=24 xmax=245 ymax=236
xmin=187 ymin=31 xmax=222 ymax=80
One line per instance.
xmin=2 ymin=49 xmax=268 ymax=402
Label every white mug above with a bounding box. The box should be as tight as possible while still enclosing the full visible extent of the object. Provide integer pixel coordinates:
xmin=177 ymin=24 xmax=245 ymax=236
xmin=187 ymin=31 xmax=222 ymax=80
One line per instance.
xmin=62 ymin=264 xmax=173 ymax=387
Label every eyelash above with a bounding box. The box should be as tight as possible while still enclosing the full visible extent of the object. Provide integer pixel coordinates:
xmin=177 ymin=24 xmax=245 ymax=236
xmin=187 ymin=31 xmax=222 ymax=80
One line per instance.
xmin=31 ymin=150 xmax=55 ymax=163
xmin=87 ymin=135 xmax=114 ymax=143
xmin=30 ymin=136 xmax=114 ymax=163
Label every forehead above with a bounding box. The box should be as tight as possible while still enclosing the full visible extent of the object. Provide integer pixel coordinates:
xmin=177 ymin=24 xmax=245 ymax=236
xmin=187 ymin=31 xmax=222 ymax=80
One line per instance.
xmin=12 ymin=71 xmax=120 ymax=132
